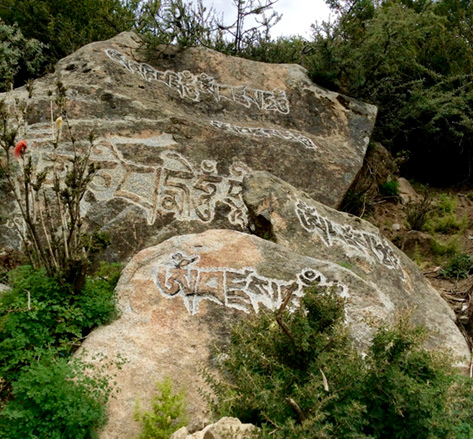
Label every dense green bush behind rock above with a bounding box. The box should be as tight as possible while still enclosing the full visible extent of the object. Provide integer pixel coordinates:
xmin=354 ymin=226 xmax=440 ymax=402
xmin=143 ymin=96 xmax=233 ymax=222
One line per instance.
xmin=0 ymin=20 xmax=45 ymax=90
xmin=304 ymin=1 xmax=473 ymax=185
xmin=235 ymin=1 xmax=473 ymax=186
xmin=0 ymin=264 xmax=121 ymax=438
xmin=204 ymin=287 xmax=473 ymax=439
xmin=0 ymin=0 xmax=136 ymax=74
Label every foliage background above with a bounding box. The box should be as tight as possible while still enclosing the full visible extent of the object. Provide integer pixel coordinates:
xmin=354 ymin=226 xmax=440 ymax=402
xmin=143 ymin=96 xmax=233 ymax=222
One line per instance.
xmin=203 ymin=288 xmax=473 ymax=439
xmin=2 ymin=0 xmax=473 ymax=185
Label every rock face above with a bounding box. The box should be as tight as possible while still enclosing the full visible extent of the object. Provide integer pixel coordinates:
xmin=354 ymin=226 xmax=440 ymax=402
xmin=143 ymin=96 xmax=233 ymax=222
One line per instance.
xmin=80 ymin=229 xmax=359 ymax=438
xmin=171 ymin=417 xmax=256 ymax=439
xmin=242 ymin=171 xmax=468 ymax=355
xmin=0 ymin=31 xmax=376 ymax=262
xmin=79 ymin=226 xmax=469 ymax=439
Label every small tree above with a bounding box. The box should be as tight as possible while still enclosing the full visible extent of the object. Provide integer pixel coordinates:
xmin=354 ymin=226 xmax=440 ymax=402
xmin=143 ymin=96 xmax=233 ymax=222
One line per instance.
xmin=222 ymin=0 xmax=282 ymax=54
xmin=0 ymin=82 xmax=106 ymax=293
xmin=134 ymin=377 xmax=188 ymax=439
xmin=136 ymin=0 xmax=282 ymax=57
xmin=0 ymin=20 xmax=46 ymax=91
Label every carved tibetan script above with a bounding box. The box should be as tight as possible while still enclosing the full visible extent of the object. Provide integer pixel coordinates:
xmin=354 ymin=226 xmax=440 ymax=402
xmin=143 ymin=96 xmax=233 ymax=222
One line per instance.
xmin=295 ymin=200 xmax=403 ymax=275
xmin=105 ymin=49 xmax=290 ymax=114
xmin=153 ymin=251 xmax=348 ymax=315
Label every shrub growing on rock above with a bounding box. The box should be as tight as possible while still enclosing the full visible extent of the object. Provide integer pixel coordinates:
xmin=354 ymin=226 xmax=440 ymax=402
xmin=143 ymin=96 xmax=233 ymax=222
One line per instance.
xmin=204 ymin=286 xmax=473 ymax=439
xmin=134 ymin=376 xmax=188 ymax=439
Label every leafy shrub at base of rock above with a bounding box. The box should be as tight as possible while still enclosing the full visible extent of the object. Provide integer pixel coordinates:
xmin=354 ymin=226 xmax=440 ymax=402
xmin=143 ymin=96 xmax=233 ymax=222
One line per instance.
xmin=134 ymin=376 xmax=188 ymax=439
xmin=0 ymin=265 xmax=119 ymax=382
xmin=204 ymin=287 xmax=473 ymax=439
xmin=0 ymin=263 xmax=121 ymax=439
xmin=0 ymin=354 xmax=113 ymax=439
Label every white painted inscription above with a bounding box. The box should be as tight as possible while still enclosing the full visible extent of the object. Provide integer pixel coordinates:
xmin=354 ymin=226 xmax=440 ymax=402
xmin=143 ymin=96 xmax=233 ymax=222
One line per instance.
xmin=153 ymin=251 xmax=348 ymax=315
xmin=32 ymin=134 xmax=249 ymax=228
xmin=295 ymin=200 xmax=403 ymax=274
xmin=210 ymin=120 xmax=317 ymax=150
xmin=105 ymin=49 xmax=290 ymax=114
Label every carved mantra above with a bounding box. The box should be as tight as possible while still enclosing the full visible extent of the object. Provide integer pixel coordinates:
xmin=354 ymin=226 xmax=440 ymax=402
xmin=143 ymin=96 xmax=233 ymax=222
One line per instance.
xmin=29 ymin=135 xmax=249 ymax=228
xmin=105 ymin=49 xmax=290 ymax=114
xmin=295 ymin=200 xmax=403 ymax=275
xmin=153 ymin=252 xmax=348 ymax=315
xmin=210 ymin=120 xmax=317 ymax=150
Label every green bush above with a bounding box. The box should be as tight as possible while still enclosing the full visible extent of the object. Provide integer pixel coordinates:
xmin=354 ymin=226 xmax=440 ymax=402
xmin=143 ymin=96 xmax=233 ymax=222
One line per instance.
xmin=301 ymin=1 xmax=473 ymax=185
xmin=405 ymin=194 xmax=433 ymax=231
xmin=430 ymin=235 xmax=461 ymax=257
xmin=432 ymin=213 xmax=466 ymax=234
xmin=0 ymin=265 xmax=119 ymax=382
xmin=0 ymin=355 xmax=113 ymax=439
xmin=204 ymin=287 xmax=473 ymax=439
xmin=424 ymin=195 xmax=466 ymax=234
xmin=0 ymin=264 xmax=121 ymax=437
xmin=0 ymin=0 xmax=136 ymax=75
xmin=436 ymin=194 xmax=458 ymax=215
xmin=441 ymin=254 xmax=473 ymax=280
xmin=0 ymin=20 xmax=45 ymax=91
xmin=134 ymin=376 xmax=188 ymax=439
xmin=379 ymin=180 xmax=399 ymax=198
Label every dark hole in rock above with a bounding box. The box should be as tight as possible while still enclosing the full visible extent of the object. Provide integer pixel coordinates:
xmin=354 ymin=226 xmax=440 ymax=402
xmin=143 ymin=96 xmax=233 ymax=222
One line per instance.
xmin=248 ymin=212 xmax=276 ymax=242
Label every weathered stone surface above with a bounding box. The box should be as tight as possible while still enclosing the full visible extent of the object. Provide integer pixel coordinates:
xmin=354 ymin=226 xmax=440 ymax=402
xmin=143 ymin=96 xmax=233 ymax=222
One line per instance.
xmin=79 ymin=228 xmax=412 ymax=439
xmin=171 ymin=417 xmax=256 ymax=439
xmin=398 ymin=177 xmax=422 ymax=204
xmin=399 ymin=230 xmax=436 ymax=261
xmin=342 ymin=142 xmax=399 ymax=207
xmin=0 ymin=31 xmax=376 ymax=262
xmin=79 ymin=226 xmax=469 ymax=439
xmin=242 ymin=171 xmax=469 ymax=358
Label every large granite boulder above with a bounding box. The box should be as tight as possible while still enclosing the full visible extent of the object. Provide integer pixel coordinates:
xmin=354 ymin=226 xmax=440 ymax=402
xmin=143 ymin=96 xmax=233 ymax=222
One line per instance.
xmin=78 ymin=228 xmax=469 ymax=439
xmin=0 ymin=31 xmax=376 ymax=262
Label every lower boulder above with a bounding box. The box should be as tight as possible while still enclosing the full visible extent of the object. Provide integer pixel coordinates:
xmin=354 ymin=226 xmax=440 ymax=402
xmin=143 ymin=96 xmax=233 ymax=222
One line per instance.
xmin=243 ymin=171 xmax=469 ymax=357
xmin=78 ymin=228 xmax=469 ymax=439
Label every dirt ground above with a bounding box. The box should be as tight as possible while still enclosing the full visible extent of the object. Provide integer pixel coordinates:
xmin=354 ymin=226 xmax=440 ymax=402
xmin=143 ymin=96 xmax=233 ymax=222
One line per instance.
xmin=343 ymin=142 xmax=473 ymax=350
xmin=361 ymin=178 xmax=473 ymax=348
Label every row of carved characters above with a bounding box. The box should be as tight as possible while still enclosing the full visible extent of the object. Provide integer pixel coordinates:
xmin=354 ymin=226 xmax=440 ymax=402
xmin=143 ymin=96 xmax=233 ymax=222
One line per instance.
xmin=105 ymin=49 xmax=290 ymax=114
xmin=210 ymin=120 xmax=317 ymax=150
xmin=295 ymin=200 xmax=404 ymax=275
xmin=18 ymin=135 xmax=249 ymax=228
xmin=152 ymin=251 xmax=348 ymax=315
